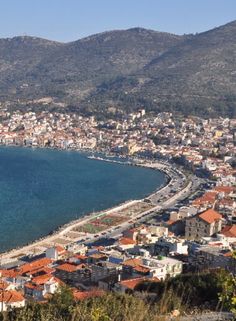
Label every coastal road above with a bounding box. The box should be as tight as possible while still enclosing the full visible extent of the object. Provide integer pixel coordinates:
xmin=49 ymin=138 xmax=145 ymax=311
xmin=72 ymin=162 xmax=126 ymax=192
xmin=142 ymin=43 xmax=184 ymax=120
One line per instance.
xmin=83 ymin=168 xmax=203 ymax=244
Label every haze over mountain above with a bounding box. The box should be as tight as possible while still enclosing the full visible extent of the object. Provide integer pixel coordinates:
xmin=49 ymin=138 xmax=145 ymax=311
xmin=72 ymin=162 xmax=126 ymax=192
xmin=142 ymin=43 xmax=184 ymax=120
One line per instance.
xmin=0 ymin=20 xmax=236 ymax=118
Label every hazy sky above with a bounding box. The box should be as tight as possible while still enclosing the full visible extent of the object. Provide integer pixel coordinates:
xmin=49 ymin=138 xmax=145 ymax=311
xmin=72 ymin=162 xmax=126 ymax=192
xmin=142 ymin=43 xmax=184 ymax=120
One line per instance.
xmin=0 ymin=0 xmax=235 ymax=42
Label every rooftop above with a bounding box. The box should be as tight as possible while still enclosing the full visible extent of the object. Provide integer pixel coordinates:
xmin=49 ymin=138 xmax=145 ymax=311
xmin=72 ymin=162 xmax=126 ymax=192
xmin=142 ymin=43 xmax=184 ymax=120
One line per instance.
xmin=198 ymin=209 xmax=222 ymax=224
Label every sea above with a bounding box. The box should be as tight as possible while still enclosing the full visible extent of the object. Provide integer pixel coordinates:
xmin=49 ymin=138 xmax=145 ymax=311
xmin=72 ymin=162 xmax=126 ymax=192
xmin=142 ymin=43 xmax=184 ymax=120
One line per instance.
xmin=0 ymin=146 xmax=166 ymax=252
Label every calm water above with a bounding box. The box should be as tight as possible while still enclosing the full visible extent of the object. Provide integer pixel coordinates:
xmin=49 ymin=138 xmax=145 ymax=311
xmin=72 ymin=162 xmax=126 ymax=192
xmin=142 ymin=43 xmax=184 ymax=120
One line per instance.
xmin=0 ymin=147 xmax=166 ymax=252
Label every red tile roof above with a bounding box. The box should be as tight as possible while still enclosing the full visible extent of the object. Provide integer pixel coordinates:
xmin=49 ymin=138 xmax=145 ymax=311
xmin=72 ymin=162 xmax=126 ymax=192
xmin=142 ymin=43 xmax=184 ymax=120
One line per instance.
xmin=24 ymin=282 xmax=42 ymax=291
xmin=75 ymin=254 xmax=88 ymax=260
xmin=221 ymin=225 xmax=236 ymax=238
xmin=214 ymin=186 xmax=235 ymax=194
xmin=198 ymin=209 xmax=222 ymax=224
xmin=133 ymin=265 xmax=150 ymax=274
xmin=166 ymin=220 xmax=176 ymax=226
xmin=28 ymin=266 xmax=55 ymax=277
xmin=119 ymin=238 xmax=136 ymax=245
xmin=119 ymin=278 xmax=146 ymax=290
xmin=223 ymin=251 xmax=233 ymax=257
xmin=19 ymin=258 xmax=52 ymax=275
xmin=56 ymin=263 xmax=78 ymax=273
xmin=0 ymin=269 xmax=19 ymax=278
xmin=73 ymin=289 xmax=104 ymax=301
xmin=55 ymin=245 xmax=66 ymax=254
xmin=122 ymin=258 xmax=142 ymax=267
xmin=31 ymin=274 xmax=60 ymax=285
xmin=193 ymin=191 xmax=218 ymax=206
xmin=0 ymin=290 xmax=25 ymax=303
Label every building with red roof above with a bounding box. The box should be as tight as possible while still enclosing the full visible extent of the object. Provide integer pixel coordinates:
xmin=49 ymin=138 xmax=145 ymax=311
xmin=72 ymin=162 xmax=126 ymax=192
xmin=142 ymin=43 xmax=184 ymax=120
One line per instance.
xmin=185 ymin=209 xmax=222 ymax=240
xmin=0 ymin=290 xmax=25 ymax=311
xmin=24 ymin=275 xmax=61 ymax=300
xmin=18 ymin=258 xmax=53 ymax=276
xmin=221 ymin=225 xmax=236 ymax=238
xmin=115 ymin=277 xmax=159 ymax=293
xmin=73 ymin=288 xmax=104 ymax=301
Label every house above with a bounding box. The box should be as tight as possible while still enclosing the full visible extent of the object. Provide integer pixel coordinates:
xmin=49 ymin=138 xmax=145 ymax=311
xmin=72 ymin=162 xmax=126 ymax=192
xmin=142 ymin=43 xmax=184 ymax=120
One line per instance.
xmin=185 ymin=209 xmax=222 ymax=240
xmin=221 ymin=225 xmax=236 ymax=239
xmin=114 ymin=277 xmax=159 ymax=293
xmin=122 ymin=256 xmax=182 ymax=281
xmin=24 ymin=282 xmax=44 ymax=300
xmin=149 ymin=226 xmax=168 ymax=238
xmin=117 ymin=238 xmax=136 ymax=251
xmin=91 ymin=261 xmax=120 ymax=282
xmin=98 ymin=274 xmax=120 ymax=291
xmin=166 ymin=219 xmax=185 ymax=236
xmin=17 ymin=258 xmax=53 ymax=276
xmin=122 ymin=228 xmax=140 ymax=241
xmin=0 ymin=290 xmax=25 ymax=311
xmin=137 ymin=257 xmax=183 ymax=280
xmin=45 ymin=246 xmax=67 ymax=260
xmin=189 ymin=243 xmax=236 ymax=274
xmin=69 ymin=254 xmax=88 ymax=265
xmin=55 ymin=263 xmax=91 ymax=285
xmin=24 ymin=273 xmax=61 ymax=300
xmin=122 ymin=258 xmax=142 ymax=275
xmin=73 ymin=288 xmax=104 ymax=301
xmin=154 ymin=236 xmax=188 ymax=256
xmin=114 ymin=277 xmax=147 ymax=293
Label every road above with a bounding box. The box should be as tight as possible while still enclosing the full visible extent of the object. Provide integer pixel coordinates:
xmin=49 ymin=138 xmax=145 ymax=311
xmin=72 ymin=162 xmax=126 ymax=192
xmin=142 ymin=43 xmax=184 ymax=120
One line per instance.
xmin=83 ymin=165 xmax=204 ymax=245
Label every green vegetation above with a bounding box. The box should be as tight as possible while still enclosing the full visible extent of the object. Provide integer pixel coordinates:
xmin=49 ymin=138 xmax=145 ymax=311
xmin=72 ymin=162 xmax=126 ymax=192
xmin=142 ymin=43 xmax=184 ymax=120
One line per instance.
xmin=136 ymin=269 xmax=236 ymax=314
xmin=76 ymin=223 xmax=106 ymax=234
xmin=1 ymin=270 xmax=235 ymax=321
xmin=0 ymin=21 xmax=236 ymax=118
xmin=1 ymin=288 xmax=163 ymax=321
xmin=97 ymin=215 xmax=126 ymax=226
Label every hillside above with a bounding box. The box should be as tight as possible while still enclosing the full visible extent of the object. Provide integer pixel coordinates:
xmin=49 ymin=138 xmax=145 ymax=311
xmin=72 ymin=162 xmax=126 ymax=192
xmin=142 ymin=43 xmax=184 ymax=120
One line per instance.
xmin=0 ymin=36 xmax=62 ymax=96
xmin=81 ymin=21 xmax=236 ymax=118
xmin=0 ymin=21 xmax=236 ymax=118
xmin=1 ymin=270 xmax=235 ymax=321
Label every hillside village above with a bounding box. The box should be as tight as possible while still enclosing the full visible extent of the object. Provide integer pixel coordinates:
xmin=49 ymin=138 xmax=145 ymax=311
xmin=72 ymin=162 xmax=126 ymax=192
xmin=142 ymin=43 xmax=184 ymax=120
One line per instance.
xmin=0 ymin=109 xmax=235 ymax=311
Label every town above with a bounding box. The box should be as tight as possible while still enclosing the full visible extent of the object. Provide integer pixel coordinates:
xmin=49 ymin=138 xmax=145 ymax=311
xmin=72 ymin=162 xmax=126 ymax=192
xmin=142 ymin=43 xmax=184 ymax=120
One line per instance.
xmin=0 ymin=107 xmax=235 ymax=311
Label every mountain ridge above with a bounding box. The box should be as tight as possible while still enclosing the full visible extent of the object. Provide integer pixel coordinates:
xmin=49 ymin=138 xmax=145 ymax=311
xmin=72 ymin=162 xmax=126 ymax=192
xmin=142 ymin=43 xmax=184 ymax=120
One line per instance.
xmin=0 ymin=21 xmax=235 ymax=118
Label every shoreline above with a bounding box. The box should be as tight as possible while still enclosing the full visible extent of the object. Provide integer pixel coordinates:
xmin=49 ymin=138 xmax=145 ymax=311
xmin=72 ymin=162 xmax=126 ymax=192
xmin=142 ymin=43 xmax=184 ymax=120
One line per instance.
xmin=0 ymin=153 xmax=177 ymax=265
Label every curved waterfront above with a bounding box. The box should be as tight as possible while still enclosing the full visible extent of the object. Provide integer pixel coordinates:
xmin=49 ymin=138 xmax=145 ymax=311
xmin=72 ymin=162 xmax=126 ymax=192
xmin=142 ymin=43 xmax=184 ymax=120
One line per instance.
xmin=0 ymin=146 xmax=166 ymax=252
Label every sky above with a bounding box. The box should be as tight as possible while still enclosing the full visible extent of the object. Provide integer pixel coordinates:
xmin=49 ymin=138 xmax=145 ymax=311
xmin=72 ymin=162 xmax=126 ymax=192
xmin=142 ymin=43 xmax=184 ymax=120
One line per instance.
xmin=0 ymin=0 xmax=235 ymax=42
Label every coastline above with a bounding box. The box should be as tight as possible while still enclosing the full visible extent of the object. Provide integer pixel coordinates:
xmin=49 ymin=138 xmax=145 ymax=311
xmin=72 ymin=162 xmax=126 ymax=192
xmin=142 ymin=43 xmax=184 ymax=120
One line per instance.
xmin=0 ymin=152 xmax=176 ymax=265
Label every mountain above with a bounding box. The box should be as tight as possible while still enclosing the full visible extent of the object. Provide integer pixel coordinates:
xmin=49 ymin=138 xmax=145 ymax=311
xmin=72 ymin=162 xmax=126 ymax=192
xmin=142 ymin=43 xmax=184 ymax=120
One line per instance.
xmin=0 ymin=36 xmax=62 ymax=94
xmin=80 ymin=21 xmax=236 ymax=118
xmin=0 ymin=21 xmax=236 ymax=118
